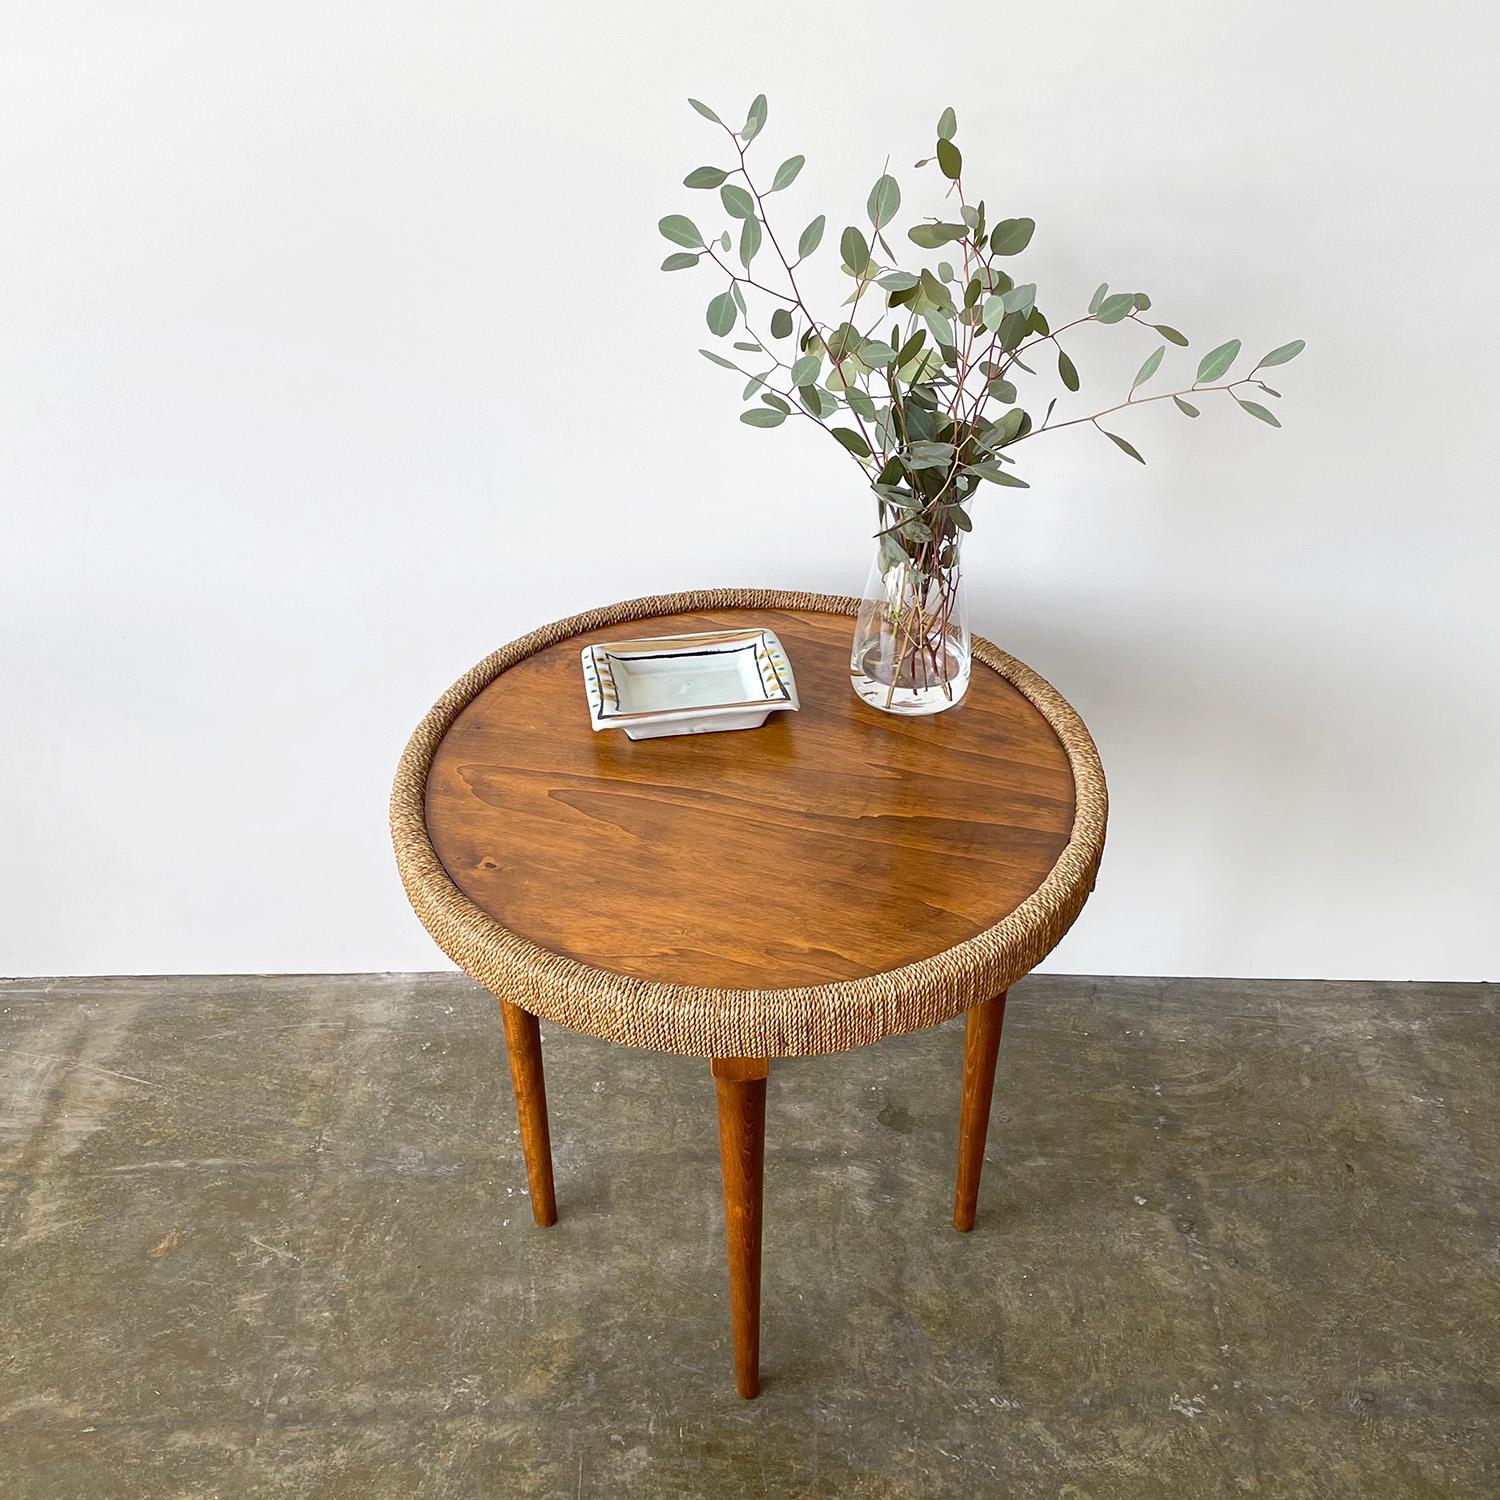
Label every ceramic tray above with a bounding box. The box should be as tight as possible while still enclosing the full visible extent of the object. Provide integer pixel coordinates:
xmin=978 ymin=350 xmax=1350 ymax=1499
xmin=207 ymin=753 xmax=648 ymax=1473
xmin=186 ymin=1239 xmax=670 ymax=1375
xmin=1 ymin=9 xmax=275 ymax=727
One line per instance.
xmin=580 ymin=628 xmax=799 ymax=740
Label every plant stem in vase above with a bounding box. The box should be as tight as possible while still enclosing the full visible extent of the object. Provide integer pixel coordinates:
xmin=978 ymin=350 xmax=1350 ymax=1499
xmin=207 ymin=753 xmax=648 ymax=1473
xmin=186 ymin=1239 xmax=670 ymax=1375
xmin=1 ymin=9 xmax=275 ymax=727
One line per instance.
xmin=852 ymin=515 xmax=970 ymax=714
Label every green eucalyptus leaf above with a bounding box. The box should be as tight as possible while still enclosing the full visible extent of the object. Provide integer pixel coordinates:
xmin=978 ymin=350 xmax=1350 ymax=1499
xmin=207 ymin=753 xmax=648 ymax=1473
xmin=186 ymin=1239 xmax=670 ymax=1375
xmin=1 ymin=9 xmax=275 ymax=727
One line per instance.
xmin=969 ymin=463 xmax=1030 ymax=487
xmin=937 ymin=138 xmax=962 ymax=180
xmin=840 ymin=225 xmax=870 ymax=273
xmin=733 ymin=341 xmax=761 ymax=351
xmin=846 ymin=387 xmax=878 ymax=421
xmin=1132 ymin=292 xmax=1152 ymax=311
xmin=824 ymin=322 xmax=860 ymax=361
xmin=700 ymin=348 xmax=738 ymax=370
xmin=688 ymin=98 xmax=722 ymax=124
xmin=658 ymin=214 xmax=702 ymax=248
xmin=919 ymin=268 xmax=955 ymax=314
xmin=923 ymin=309 xmax=955 ymax=349
xmin=1173 ymin=396 xmax=1200 ymax=417
xmin=1131 ymin=345 xmax=1165 ymax=392
xmin=1236 ymin=397 xmax=1281 ymax=427
xmin=739 ymin=215 xmax=762 ymax=267
xmin=937 ymin=106 xmax=957 ymax=141
xmin=741 ymin=93 xmax=768 ymax=142
xmin=908 ymin=221 xmax=967 ymax=249
xmin=797 ymin=214 xmax=826 ymax=258
xmin=706 ymin=291 xmax=737 ymax=336
xmin=1001 ymin=408 xmax=1030 ymax=443
xmin=730 ymin=282 xmax=747 ymax=314
xmin=832 ymin=426 xmax=872 ymax=458
xmin=790 ymin=353 xmax=820 ymax=386
xmin=898 ymin=348 xmax=941 ymax=386
xmin=867 ymin=174 xmax=901 ymax=226
xmin=861 ymin=341 xmax=897 ymax=368
xmin=742 ymin=373 xmax=768 ymax=398
xmin=1058 ymin=347 xmax=1080 ymax=392
xmin=770 ymin=307 xmax=793 ymax=339
xmin=761 ymin=392 xmax=791 ymax=414
xmin=1001 ymin=282 xmax=1036 ymax=315
xmin=1257 ymin=338 xmax=1305 ymax=368
xmin=740 ymin=406 xmax=785 ymax=428
xmin=720 ymin=231 xmax=731 ymax=250
xmin=997 ymin=310 xmax=1029 ymax=351
xmin=980 ymin=296 xmax=1006 ymax=332
xmin=1153 ymin=323 xmax=1189 ymax=347
xmin=1088 ymin=282 xmax=1109 ymax=315
xmin=1103 ymin=429 xmax=1146 ymax=463
xmin=1196 ymin=338 xmax=1241 ymax=382
xmin=879 ymin=270 xmax=919 ymax=292
xmin=987 ymin=376 xmax=1017 ymax=403
xmin=1096 ymin=293 xmax=1135 ymax=324
xmin=683 ymin=166 xmax=728 ymax=189
xmin=661 ymin=251 xmax=700 ymax=271
xmin=771 ymin=154 xmax=805 ymax=191
xmin=720 ymin=183 xmax=755 ymax=219
xmin=906 ymin=440 xmax=955 ymax=471
xmin=989 ymin=217 xmax=1035 ymax=255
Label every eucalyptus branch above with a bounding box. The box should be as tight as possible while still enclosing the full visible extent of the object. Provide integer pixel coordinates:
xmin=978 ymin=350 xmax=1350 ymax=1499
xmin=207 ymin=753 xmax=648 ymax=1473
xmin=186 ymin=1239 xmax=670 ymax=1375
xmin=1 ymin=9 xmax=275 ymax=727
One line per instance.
xmin=661 ymin=92 xmax=1303 ymax=537
xmin=1019 ymin=378 xmax=1254 ymax=442
xmin=719 ymin=122 xmax=879 ymax=461
xmin=1008 ymin=314 xmax=1095 ymax=367
xmin=699 ymin=248 xmax=799 ymax=306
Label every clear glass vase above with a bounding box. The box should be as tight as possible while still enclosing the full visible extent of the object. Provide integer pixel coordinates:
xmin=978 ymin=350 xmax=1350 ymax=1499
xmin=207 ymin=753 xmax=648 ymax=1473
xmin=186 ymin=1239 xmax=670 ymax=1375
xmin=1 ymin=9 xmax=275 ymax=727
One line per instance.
xmin=850 ymin=526 xmax=971 ymax=715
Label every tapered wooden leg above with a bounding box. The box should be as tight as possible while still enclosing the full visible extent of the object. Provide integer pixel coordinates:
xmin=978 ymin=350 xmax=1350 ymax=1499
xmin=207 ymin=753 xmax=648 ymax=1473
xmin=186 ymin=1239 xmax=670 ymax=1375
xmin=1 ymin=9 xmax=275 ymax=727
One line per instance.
xmin=954 ymin=991 xmax=1008 ymax=1232
xmin=499 ymin=998 xmax=557 ymax=1227
xmin=712 ymin=1056 xmax=768 ymax=1399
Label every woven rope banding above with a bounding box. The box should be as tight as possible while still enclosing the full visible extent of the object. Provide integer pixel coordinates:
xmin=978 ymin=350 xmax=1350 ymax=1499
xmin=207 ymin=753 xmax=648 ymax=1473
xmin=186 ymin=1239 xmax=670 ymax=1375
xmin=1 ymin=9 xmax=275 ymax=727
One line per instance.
xmin=390 ymin=589 xmax=1107 ymax=1058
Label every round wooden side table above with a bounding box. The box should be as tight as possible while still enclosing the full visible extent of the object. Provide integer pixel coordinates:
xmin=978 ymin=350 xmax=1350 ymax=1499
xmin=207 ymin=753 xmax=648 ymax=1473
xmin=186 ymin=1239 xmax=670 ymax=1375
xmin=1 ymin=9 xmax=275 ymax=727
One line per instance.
xmin=391 ymin=589 xmax=1106 ymax=1398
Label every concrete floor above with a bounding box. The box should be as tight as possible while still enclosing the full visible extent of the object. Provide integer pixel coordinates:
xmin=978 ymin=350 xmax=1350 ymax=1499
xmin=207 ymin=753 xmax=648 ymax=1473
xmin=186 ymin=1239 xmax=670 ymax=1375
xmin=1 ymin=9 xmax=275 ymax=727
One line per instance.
xmin=0 ymin=975 xmax=1496 ymax=1498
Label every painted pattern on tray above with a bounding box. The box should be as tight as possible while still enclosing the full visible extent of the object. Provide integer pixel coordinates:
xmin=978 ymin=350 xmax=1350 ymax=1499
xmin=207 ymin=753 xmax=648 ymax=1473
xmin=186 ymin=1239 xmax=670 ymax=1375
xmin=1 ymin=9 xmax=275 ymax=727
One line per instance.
xmin=580 ymin=628 xmax=799 ymax=732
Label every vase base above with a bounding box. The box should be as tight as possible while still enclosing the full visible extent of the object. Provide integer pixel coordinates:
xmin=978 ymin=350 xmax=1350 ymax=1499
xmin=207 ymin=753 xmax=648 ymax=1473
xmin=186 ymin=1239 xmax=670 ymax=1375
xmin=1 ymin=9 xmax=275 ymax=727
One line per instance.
xmin=850 ymin=664 xmax=971 ymax=716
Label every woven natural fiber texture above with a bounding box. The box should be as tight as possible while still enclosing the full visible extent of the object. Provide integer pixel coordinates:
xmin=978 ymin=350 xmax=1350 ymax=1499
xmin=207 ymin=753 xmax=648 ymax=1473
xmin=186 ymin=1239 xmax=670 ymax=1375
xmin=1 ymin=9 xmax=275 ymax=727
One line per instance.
xmin=390 ymin=589 xmax=1107 ymax=1058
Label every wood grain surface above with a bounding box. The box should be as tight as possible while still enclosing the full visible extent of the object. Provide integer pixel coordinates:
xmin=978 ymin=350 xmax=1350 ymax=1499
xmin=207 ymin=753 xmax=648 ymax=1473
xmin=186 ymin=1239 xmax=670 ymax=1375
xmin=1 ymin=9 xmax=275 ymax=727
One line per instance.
xmin=425 ymin=607 xmax=1076 ymax=991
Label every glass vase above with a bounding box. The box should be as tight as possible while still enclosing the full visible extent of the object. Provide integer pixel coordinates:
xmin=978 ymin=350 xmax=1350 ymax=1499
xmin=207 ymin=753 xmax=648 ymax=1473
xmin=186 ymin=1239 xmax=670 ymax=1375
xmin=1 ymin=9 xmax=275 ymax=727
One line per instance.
xmin=850 ymin=526 xmax=970 ymax=715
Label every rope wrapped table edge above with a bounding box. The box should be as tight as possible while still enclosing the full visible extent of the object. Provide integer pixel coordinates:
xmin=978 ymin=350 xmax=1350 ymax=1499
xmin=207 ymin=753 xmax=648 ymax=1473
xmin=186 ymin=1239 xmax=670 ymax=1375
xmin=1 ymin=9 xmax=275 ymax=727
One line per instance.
xmin=389 ymin=588 xmax=1108 ymax=1058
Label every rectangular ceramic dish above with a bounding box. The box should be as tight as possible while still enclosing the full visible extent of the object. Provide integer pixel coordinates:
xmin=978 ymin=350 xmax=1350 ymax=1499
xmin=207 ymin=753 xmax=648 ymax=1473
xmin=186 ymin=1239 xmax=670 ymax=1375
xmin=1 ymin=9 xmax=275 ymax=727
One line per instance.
xmin=580 ymin=628 xmax=799 ymax=740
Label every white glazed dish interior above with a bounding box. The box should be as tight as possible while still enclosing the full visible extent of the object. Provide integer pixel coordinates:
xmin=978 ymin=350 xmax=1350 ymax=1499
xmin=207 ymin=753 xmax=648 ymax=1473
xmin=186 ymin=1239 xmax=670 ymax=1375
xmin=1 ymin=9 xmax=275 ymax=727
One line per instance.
xmin=580 ymin=629 xmax=799 ymax=740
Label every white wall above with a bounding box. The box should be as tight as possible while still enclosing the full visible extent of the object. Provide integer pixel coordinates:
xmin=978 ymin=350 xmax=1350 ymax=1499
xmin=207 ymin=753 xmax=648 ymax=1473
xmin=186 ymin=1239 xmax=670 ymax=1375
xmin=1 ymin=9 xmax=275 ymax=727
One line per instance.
xmin=2 ymin=1 xmax=1496 ymax=980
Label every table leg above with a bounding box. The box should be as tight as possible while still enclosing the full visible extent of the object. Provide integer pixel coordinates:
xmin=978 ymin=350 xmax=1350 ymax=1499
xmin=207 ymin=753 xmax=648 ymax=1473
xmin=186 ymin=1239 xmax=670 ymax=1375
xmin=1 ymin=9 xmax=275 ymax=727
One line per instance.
xmin=712 ymin=1056 xmax=768 ymax=1399
xmin=953 ymin=991 xmax=1008 ymax=1232
xmin=499 ymin=998 xmax=557 ymax=1227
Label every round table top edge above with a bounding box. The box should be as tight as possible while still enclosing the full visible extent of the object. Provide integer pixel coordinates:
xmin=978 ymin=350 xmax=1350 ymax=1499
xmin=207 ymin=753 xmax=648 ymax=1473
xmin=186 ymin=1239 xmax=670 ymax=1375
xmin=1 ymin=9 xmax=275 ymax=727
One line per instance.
xmin=390 ymin=587 xmax=1108 ymax=1055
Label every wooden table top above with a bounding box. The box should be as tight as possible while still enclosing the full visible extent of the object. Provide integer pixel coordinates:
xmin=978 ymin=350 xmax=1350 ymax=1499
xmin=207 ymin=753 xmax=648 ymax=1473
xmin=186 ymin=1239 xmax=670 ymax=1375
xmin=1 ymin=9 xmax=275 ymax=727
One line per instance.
xmin=423 ymin=605 xmax=1079 ymax=992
